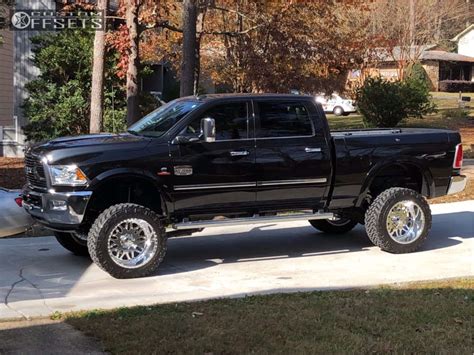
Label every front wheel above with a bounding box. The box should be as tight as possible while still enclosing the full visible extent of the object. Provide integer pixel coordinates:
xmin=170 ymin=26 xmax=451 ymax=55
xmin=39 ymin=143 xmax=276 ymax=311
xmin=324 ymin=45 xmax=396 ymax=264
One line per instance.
xmin=88 ymin=203 xmax=167 ymax=279
xmin=309 ymin=218 xmax=358 ymax=234
xmin=55 ymin=232 xmax=89 ymax=256
xmin=365 ymin=188 xmax=432 ymax=253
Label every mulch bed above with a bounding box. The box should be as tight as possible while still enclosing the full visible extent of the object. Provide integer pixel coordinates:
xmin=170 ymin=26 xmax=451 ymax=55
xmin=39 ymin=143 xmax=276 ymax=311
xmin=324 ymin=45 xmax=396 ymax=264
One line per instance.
xmin=0 ymin=158 xmax=26 ymax=189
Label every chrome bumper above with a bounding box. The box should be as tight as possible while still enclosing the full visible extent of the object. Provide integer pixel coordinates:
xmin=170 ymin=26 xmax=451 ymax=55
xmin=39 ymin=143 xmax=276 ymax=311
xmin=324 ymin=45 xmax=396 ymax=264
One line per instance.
xmin=23 ymin=189 xmax=92 ymax=226
xmin=446 ymin=175 xmax=467 ymax=195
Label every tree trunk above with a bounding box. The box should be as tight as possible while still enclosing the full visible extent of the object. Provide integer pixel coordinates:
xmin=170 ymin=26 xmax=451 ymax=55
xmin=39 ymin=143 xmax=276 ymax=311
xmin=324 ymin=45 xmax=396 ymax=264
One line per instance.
xmin=89 ymin=0 xmax=108 ymax=133
xmin=180 ymin=0 xmax=197 ymax=97
xmin=126 ymin=0 xmax=141 ymax=126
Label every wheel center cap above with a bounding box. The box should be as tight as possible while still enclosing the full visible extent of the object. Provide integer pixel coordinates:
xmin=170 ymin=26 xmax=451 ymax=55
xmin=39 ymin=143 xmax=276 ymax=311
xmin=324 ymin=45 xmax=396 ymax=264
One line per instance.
xmin=120 ymin=234 xmax=136 ymax=249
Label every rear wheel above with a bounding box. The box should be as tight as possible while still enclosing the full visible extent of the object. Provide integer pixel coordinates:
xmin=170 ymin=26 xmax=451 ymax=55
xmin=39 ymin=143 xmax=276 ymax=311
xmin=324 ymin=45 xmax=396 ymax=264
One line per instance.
xmin=309 ymin=218 xmax=358 ymax=234
xmin=88 ymin=203 xmax=167 ymax=279
xmin=54 ymin=232 xmax=89 ymax=256
xmin=365 ymin=187 xmax=431 ymax=253
xmin=333 ymin=106 xmax=344 ymax=116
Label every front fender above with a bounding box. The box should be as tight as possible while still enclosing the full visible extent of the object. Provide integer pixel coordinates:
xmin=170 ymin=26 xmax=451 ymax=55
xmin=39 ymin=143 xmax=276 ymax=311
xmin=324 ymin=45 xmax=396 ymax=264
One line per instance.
xmin=88 ymin=168 xmax=171 ymax=216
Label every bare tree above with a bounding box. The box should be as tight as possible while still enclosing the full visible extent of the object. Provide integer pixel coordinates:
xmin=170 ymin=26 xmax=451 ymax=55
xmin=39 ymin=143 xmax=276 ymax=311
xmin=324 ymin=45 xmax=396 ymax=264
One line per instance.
xmin=90 ymin=0 xmax=109 ymax=133
xmin=368 ymin=0 xmax=472 ymax=78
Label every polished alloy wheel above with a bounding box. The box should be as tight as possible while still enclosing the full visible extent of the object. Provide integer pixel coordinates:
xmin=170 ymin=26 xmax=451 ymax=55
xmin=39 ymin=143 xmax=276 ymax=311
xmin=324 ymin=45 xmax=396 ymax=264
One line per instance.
xmin=386 ymin=200 xmax=425 ymax=244
xmin=108 ymin=218 xmax=158 ymax=269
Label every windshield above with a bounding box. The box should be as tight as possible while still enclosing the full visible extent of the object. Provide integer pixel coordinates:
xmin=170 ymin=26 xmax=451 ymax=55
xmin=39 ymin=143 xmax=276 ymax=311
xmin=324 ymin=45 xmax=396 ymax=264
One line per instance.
xmin=127 ymin=99 xmax=202 ymax=137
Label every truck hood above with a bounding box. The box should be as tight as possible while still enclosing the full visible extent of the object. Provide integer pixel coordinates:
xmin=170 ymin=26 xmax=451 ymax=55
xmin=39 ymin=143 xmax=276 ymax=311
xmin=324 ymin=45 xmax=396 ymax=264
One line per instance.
xmin=27 ymin=133 xmax=162 ymax=166
xmin=30 ymin=133 xmax=151 ymax=153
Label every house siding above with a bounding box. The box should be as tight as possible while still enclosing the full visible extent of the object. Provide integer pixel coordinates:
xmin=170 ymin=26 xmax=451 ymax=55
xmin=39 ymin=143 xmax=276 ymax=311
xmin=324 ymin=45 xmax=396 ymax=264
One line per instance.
xmin=457 ymin=29 xmax=474 ymax=58
xmin=421 ymin=61 xmax=440 ymax=91
xmin=0 ymin=28 xmax=14 ymax=128
xmin=14 ymin=0 xmax=56 ymax=126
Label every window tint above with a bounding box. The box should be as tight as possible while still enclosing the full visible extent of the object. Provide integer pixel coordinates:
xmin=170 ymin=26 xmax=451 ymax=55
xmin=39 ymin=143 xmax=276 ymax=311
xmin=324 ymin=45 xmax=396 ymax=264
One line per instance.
xmin=257 ymin=101 xmax=313 ymax=138
xmin=183 ymin=102 xmax=249 ymax=141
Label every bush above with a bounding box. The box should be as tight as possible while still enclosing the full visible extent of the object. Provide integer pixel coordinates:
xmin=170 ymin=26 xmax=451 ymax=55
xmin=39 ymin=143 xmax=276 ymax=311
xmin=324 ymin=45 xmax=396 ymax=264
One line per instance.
xmin=22 ymin=29 xmax=127 ymax=142
xmin=439 ymin=80 xmax=474 ymax=93
xmin=356 ymin=76 xmax=436 ymax=128
xmin=441 ymin=108 xmax=469 ymax=119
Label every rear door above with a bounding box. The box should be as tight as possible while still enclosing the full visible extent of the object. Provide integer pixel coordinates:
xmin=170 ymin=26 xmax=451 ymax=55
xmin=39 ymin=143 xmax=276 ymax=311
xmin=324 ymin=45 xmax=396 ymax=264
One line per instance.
xmin=254 ymin=99 xmax=331 ymax=209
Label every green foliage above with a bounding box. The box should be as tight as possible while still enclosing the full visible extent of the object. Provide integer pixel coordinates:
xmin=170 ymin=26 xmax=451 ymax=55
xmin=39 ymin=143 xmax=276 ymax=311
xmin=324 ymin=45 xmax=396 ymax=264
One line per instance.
xmin=356 ymin=76 xmax=436 ymax=128
xmin=405 ymin=62 xmax=430 ymax=87
xmin=22 ymin=29 xmax=127 ymax=142
xmin=441 ymin=108 xmax=469 ymax=119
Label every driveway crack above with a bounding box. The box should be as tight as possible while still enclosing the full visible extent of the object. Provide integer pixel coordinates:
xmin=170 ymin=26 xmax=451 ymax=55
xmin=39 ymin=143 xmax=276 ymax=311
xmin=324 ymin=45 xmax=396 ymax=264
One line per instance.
xmin=3 ymin=266 xmax=52 ymax=319
xmin=4 ymin=268 xmax=29 ymax=320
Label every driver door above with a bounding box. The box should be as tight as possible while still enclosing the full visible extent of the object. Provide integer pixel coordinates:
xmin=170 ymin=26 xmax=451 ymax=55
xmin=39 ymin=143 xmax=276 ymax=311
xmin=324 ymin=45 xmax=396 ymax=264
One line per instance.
xmin=170 ymin=100 xmax=256 ymax=214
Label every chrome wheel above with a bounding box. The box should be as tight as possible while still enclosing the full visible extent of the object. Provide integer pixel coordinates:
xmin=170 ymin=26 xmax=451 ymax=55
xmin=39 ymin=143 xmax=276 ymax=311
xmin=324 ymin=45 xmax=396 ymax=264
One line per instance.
xmin=108 ymin=218 xmax=158 ymax=269
xmin=386 ymin=200 xmax=425 ymax=244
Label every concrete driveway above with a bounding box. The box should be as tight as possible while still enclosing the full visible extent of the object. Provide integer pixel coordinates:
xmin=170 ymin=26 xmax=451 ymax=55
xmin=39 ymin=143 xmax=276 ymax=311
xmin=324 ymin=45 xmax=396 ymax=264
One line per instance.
xmin=1 ymin=200 xmax=473 ymax=320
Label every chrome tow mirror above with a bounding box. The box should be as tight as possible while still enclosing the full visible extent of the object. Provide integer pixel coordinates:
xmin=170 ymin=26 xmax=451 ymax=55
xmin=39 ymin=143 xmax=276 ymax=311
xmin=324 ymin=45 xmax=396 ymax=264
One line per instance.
xmin=201 ymin=117 xmax=216 ymax=142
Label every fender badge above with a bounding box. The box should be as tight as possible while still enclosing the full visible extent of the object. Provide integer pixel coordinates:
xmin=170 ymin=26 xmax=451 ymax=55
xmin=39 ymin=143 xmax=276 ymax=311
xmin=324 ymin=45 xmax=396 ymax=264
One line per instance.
xmin=157 ymin=167 xmax=171 ymax=176
xmin=174 ymin=165 xmax=193 ymax=176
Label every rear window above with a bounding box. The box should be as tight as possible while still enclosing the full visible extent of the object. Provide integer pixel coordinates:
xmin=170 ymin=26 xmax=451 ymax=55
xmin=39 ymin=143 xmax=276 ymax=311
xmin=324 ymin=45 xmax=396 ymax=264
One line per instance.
xmin=257 ymin=101 xmax=313 ymax=138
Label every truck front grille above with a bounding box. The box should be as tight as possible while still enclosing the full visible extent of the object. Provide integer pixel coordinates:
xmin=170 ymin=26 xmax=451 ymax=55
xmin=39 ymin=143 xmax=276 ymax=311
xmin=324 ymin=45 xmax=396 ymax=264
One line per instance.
xmin=25 ymin=153 xmax=47 ymax=190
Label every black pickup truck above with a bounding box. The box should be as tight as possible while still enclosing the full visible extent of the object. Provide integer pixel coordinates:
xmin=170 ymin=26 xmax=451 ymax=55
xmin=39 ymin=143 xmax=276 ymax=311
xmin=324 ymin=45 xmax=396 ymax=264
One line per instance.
xmin=23 ymin=94 xmax=466 ymax=278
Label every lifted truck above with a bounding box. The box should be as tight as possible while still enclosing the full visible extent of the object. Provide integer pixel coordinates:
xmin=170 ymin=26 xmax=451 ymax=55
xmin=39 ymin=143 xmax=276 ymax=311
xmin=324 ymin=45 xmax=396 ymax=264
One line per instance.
xmin=23 ymin=94 xmax=466 ymax=278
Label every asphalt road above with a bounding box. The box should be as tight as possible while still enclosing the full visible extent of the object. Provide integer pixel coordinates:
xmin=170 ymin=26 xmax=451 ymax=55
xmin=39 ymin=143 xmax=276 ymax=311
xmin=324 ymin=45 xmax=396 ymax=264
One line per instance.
xmin=1 ymin=200 xmax=473 ymax=320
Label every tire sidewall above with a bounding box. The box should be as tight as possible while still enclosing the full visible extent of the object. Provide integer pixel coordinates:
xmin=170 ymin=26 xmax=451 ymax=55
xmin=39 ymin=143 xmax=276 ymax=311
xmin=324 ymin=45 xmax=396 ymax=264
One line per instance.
xmin=89 ymin=204 xmax=166 ymax=279
xmin=368 ymin=189 xmax=432 ymax=253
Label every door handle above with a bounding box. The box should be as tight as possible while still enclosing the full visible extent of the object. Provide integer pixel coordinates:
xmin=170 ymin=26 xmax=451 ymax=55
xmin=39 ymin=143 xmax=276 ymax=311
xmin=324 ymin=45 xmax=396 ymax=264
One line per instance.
xmin=230 ymin=150 xmax=250 ymax=157
xmin=305 ymin=147 xmax=322 ymax=153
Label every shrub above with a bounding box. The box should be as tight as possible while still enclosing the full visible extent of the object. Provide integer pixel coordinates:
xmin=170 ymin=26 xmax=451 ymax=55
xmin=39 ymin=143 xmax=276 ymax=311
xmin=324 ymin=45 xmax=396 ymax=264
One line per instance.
xmin=356 ymin=76 xmax=436 ymax=128
xmin=439 ymin=80 xmax=474 ymax=93
xmin=441 ymin=108 xmax=469 ymax=119
xmin=22 ymin=29 xmax=128 ymax=142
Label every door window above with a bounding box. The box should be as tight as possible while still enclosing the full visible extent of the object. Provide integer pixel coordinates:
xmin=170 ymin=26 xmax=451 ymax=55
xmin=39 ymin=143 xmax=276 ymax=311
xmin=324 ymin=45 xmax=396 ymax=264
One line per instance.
xmin=182 ymin=102 xmax=249 ymax=141
xmin=257 ymin=101 xmax=313 ymax=138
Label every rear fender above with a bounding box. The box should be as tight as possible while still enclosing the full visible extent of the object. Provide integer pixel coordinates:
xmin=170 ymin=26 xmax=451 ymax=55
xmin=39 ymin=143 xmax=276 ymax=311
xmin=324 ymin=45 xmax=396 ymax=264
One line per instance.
xmin=355 ymin=158 xmax=435 ymax=207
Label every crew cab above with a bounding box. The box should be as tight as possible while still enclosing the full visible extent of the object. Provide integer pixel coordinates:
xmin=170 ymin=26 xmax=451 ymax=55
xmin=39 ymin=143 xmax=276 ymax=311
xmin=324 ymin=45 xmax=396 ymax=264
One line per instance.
xmin=22 ymin=94 xmax=466 ymax=279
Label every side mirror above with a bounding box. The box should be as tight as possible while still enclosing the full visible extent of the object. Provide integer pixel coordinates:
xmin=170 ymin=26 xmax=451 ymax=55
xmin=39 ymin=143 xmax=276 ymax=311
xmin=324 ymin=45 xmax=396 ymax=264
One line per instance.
xmin=201 ymin=117 xmax=216 ymax=143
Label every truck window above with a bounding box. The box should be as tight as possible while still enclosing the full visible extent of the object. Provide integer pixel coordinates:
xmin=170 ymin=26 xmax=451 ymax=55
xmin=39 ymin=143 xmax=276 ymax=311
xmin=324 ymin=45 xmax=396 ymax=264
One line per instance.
xmin=257 ymin=101 xmax=313 ymax=138
xmin=183 ymin=102 xmax=249 ymax=141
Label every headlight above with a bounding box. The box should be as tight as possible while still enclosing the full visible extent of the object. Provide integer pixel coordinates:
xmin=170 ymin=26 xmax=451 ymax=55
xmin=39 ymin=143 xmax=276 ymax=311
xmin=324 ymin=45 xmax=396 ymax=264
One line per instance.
xmin=48 ymin=165 xmax=88 ymax=186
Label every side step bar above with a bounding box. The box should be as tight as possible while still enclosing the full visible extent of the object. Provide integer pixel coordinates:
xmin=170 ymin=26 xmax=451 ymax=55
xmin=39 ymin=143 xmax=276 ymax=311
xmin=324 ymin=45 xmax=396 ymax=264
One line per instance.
xmin=169 ymin=212 xmax=335 ymax=231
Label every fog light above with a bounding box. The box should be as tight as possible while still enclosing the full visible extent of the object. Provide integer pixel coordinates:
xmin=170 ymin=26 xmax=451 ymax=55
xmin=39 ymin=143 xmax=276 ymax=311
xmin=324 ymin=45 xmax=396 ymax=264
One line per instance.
xmin=50 ymin=200 xmax=67 ymax=211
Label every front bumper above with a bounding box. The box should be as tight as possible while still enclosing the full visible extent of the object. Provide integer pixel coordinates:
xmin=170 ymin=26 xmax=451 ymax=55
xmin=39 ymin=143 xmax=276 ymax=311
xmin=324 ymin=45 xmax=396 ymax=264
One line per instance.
xmin=23 ymin=189 xmax=92 ymax=227
xmin=446 ymin=175 xmax=467 ymax=195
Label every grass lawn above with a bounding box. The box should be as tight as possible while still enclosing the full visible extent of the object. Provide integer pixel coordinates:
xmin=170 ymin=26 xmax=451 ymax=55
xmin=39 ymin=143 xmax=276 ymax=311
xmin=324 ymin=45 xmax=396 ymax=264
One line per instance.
xmin=65 ymin=278 xmax=474 ymax=354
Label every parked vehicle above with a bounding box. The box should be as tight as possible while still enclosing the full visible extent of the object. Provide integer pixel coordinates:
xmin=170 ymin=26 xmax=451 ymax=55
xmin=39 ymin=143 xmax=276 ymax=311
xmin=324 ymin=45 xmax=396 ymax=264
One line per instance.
xmin=315 ymin=93 xmax=357 ymax=116
xmin=0 ymin=188 xmax=33 ymax=237
xmin=23 ymin=94 xmax=466 ymax=278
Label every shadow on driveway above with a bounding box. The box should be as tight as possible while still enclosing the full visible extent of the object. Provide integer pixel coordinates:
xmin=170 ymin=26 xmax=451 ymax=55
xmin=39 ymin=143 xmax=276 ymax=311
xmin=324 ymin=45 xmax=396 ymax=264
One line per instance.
xmin=0 ymin=209 xmax=472 ymax=318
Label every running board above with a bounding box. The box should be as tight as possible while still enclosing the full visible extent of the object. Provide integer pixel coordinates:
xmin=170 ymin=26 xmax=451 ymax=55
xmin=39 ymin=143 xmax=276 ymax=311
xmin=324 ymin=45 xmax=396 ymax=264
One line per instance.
xmin=168 ymin=212 xmax=335 ymax=231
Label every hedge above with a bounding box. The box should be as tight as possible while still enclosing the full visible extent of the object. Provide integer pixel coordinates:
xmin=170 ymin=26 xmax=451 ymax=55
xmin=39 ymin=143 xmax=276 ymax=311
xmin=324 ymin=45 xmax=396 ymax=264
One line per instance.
xmin=439 ymin=80 xmax=474 ymax=93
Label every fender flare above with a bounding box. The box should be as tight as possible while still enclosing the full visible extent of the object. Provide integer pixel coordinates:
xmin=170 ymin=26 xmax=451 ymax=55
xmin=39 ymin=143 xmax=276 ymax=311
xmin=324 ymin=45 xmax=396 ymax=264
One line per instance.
xmin=355 ymin=158 xmax=435 ymax=207
xmin=88 ymin=168 xmax=170 ymax=216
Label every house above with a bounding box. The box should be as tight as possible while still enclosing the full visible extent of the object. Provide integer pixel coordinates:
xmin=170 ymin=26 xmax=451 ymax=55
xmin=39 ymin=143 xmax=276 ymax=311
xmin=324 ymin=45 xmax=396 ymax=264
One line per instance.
xmin=452 ymin=24 xmax=474 ymax=58
xmin=0 ymin=0 xmax=120 ymax=157
xmin=354 ymin=24 xmax=474 ymax=92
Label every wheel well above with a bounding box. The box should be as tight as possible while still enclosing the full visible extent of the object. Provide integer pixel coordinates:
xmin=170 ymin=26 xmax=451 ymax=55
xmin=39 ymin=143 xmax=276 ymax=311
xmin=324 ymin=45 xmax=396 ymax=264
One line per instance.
xmin=82 ymin=176 xmax=164 ymax=229
xmin=367 ymin=164 xmax=425 ymax=202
